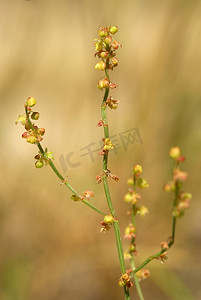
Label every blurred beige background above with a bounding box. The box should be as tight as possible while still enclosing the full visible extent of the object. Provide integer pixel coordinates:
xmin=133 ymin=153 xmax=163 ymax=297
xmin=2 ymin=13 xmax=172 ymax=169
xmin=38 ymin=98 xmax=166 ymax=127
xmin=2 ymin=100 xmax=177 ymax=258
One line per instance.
xmin=1 ymin=0 xmax=201 ymax=299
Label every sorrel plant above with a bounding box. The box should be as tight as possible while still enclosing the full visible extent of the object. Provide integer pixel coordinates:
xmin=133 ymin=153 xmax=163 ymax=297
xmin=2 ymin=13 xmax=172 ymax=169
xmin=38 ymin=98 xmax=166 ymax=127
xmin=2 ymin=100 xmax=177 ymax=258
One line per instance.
xmin=16 ymin=26 xmax=192 ymax=300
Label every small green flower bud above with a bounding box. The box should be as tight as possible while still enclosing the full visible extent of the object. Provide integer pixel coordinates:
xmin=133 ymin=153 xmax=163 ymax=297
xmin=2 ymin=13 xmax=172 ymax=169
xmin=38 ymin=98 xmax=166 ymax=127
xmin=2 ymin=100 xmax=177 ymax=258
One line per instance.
xmin=95 ymin=60 xmax=106 ymax=71
xmin=35 ymin=161 xmax=44 ymax=168
xmin=169 ymin=147 xmax=181 ymax=159
xmin=98 ymin=27 xmax=108 ymax=38
xmin=104 ymin=214 xmax=114 ymax=225
xmin=137 ymin=178 xmax=149 ymax=188
xmin=109 ymin=26 xmax=118 ymax=34
xmin=133 ymin=164 xmax=143 ymax=174
xmin=127 ymin=178 xmax=134 ymax=185
xmin=182 ymin=193 xmax=192 ymax=200
xmin=71 ymin=194 xmax=80 ymax=201
xmin=31 ymin=112 xmax=40 ymax=120
xmin=163 ymin=182 xmax=174 ymax=192
xmin=137 ymin=206 xmax=149 ymax=217
xmin=27 ymin=135 xmax=37 ymax=144
xmin=26 ymin=97 xmax=37 ymax=107
xmin=104 ymin=36 xmax=112 ymax=44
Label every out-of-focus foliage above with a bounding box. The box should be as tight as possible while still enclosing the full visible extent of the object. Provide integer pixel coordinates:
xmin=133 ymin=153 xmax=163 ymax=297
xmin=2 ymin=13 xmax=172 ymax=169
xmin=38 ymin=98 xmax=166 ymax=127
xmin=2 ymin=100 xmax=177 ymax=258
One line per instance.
xmin=1 ymin=0 xmax=200 ymax=299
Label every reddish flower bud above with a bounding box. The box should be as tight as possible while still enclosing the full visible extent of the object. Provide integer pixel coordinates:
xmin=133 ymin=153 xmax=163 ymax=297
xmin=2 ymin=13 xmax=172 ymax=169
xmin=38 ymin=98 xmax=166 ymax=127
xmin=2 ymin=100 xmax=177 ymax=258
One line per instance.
xmin=112 ymin=40 xmax=122 ymax=49
xmin=22 ymin=132 xmax=28 ymax=138
xmin=96 ymin=175 xmax=102 ymax=183
xmin=109 ymin=82 xmax=117 ymax=89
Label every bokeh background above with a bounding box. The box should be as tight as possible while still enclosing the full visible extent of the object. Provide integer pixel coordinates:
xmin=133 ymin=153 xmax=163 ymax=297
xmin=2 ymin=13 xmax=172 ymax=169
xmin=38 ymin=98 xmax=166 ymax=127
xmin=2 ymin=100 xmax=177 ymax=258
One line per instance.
xmin=1 ymin=0 xmax=201 ymax=299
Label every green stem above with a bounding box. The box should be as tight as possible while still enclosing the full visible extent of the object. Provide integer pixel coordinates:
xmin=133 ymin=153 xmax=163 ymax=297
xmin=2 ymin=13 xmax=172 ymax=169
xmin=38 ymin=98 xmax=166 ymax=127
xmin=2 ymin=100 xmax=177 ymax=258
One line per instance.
xmin=25 ymin=109 xmax=106 ymax=216
xmin=130 ymin=202 xmax=144 ymax=300
xmin=100 ymin=85 xmax=130 ymax=300
xmin=131 ymin=259 xmax=144 ymax=300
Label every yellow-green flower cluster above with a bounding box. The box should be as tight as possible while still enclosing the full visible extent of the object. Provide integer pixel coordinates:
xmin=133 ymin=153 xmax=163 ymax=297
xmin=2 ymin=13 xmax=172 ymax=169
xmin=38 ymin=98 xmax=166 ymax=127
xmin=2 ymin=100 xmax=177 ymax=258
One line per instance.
xmin=164 ymin=147 xmax=192 ymax=218
xmin=94 ymin=25 xmax=121 ymax=90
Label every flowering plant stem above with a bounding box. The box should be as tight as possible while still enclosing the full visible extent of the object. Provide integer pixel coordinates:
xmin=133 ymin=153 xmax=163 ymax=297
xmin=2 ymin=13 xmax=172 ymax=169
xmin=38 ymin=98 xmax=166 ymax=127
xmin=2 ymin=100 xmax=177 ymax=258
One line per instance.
xmin=101 ymin=78 xmax=130 ymax=299
xmin=25 ymin=109 xmax=106 ymax=217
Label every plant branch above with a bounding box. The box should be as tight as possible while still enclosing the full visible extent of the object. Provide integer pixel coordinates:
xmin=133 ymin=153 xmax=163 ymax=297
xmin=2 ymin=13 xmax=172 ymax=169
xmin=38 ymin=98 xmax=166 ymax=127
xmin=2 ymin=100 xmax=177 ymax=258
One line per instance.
xmin=25 ymin=109 xmax=106 ymax=216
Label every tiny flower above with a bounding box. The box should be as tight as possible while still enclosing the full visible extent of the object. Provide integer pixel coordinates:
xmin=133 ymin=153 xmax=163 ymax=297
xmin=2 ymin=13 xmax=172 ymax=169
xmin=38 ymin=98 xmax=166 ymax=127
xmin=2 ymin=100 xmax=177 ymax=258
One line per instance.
xmin=22 ymin=132 xmax=28 ymax=138
xmin=124 ymin=252 xmax=132 ymax=260
xmin=104 ymin=214 xmax=114 ymax=225
xmin=103 ymin=138 xmax=114 ymax=151
xmin=136 ymin=206 xmax=149 ymax=217
xmin=83 ymin=189 xmax=94 ymax=200
xmin=27 ymin=135 xmax=37 ymax=144
xmin=137 ymin=178 xmax=149 ymax=188
xmin=31 ymin=112 xmax=40 ymax=120
xmin=124 ymin=224 xmax=136 ymax=240
xmin=97 ymin=120 xmax=107 ymax=127
xmin=157 ymin=252 xmax=168 ymax=263
xmin=129 ymin=243 xmax=138 ymax=255
xmin=38 ymin=128 xmax=45 ymax=136
xmin=173 ymin=169 xmax=188 ymax=182
xmin=35 ymin=160 xmax=44 ymax=168
xmin=118 ymin=273 xmax=132 ymax=288
xmin=46 ymin=151 xmax=54 ymax=160
xmin=106 ymin=97 xmax=119 ymax=109
xmin=95 ymin=60 xmax=106 ymax=71
xmin=136 ymin=269 xmax=150 ymax=281
xmin=127 ymin=178 xmax=134 ymax=185
xmin=163 ymin=182 xmax=174 ymax=192
xmin=110 ymin=174 xmax=119 ymax=181
xmin=26 ymin=97 xmax=37 ymax=107
xmin=169 ymin=147 xmax=181 ymax=159
xmin=94 ymin=39 xmax=103 ymax=51
xmin=104 ymin=36 xmax=112 ymax=44
xmin=98 ymin=27 xmax=108 ymax=38
xmin=112 ymin=57 xmax=118 ymax=66
xmin=109 ymin=26 xmax=118 ymax=35
xmin=97 ymin=77 xmax=110 ymax=89
xmin=109 ymin=82 xmax=117 ymax=89
xmin=112 ymin=40 xmax=122 ymax=49
xmin=133 ymin=164 xmax=143 ymax=175
xmin=100 ymin=51 xmax=109 ymax=59
xmin=124 ymin=192 xmax=137 ymax=204
xmin=71 ymin=194 xmax=81 ymax=201
xmin=96 ymin=175 xmax=102 ymax=184
xmin=100 ymin=221 xmax=111 ymax=233
xmin=15 ymin=115 xmax=26 ymax=125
